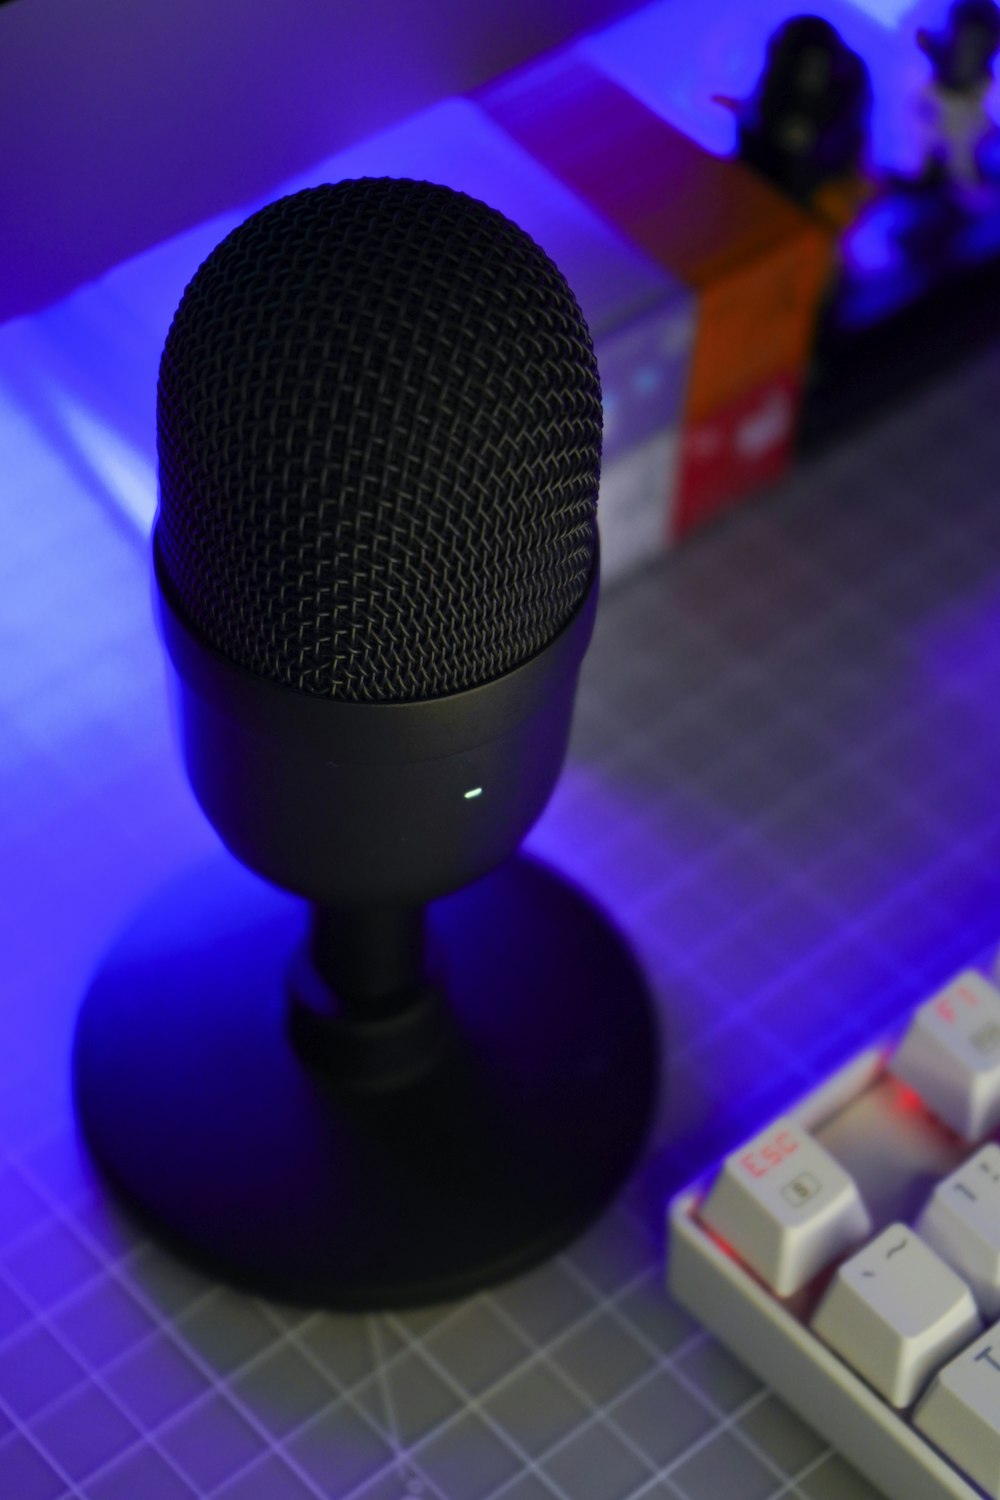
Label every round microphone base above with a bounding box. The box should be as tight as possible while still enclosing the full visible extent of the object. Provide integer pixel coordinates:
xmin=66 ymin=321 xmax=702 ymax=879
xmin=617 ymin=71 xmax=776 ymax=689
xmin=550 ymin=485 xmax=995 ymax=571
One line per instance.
xmin=73 ymin=854 xmax=659 ymax=1310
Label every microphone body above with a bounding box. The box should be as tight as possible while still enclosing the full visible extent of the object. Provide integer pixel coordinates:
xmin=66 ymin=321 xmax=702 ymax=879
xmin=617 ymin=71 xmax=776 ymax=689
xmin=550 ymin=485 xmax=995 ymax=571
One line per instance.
xmin=156 ymin=548 xmax=597 ymax=908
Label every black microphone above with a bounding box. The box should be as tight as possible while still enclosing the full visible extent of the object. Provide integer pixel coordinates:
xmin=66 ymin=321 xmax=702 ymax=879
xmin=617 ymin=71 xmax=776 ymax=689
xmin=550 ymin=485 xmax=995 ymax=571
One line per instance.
xmin=74 ymin=178 xmax=658 ymax=1308
xmin=154 ymin=175 xmax=602 ymax=910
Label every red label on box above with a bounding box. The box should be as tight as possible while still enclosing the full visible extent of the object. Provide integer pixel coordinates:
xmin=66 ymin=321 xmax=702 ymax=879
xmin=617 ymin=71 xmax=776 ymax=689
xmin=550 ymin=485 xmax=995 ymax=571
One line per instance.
xmin=674 ymin=373 xmax=800 ymax=539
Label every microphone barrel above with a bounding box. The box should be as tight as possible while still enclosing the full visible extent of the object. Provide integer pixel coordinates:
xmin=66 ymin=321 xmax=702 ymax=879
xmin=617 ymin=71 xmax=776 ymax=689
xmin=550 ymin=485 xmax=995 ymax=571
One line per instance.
xmin=155 ymin=549 xmax=599 ymax=909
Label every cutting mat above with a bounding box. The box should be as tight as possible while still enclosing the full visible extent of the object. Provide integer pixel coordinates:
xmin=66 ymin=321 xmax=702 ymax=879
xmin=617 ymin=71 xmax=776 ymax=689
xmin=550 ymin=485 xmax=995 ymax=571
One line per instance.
xmin=3 ymin=208 xmax=1000 ymax=1500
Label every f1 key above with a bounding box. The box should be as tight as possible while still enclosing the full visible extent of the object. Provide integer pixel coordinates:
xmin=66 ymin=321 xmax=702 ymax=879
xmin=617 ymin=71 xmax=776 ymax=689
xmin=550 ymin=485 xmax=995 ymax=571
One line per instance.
xmin=890 ymin=970 xmax=1000 ymax=1140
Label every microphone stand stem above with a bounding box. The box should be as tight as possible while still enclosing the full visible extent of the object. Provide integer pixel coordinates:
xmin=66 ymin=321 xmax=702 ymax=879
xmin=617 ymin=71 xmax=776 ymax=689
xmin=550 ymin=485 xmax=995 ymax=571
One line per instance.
xmin=309 ymin=906 xmax=427 ymax=1012
xmin=290 ymin=905 xmax=445 ymax=1087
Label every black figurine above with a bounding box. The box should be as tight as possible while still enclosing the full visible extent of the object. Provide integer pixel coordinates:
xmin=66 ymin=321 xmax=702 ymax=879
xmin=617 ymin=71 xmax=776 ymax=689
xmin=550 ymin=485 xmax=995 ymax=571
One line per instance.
xmin=718 ymin=15 xmax=872 ymax=227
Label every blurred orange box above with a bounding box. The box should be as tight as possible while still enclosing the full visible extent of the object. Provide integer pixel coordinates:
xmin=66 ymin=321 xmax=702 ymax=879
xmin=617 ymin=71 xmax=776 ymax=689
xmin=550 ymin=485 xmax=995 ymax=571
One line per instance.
xmin=479 ymin=54 xmax=833 ymax=423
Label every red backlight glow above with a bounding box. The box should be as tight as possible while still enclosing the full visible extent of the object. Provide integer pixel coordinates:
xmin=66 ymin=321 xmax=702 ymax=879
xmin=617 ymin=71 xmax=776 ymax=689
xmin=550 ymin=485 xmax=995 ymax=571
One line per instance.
xmin=887 ymin=1078 xmax=927 ymax=1116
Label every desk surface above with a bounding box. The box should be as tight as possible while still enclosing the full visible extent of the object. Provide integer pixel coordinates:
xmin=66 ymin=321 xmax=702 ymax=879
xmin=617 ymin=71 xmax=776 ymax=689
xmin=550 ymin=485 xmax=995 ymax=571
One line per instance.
xmin=3 ymin=227 xmax=1000 ymax=1500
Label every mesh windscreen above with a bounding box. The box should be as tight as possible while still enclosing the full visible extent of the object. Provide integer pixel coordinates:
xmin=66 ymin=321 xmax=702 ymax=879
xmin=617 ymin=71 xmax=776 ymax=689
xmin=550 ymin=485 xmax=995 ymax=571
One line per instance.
xmin=155 ymin=178 xmax=602 ymax=703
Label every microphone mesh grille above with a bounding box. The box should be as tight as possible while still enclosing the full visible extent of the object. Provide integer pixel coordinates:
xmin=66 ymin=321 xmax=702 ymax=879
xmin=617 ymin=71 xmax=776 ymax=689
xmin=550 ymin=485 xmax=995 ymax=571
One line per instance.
xmin=155 ymin=178 xmax=601 ymax=703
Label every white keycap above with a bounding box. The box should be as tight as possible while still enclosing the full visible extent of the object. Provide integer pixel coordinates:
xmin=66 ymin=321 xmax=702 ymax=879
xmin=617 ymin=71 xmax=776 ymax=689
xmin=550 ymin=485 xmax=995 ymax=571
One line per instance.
xmin=917 ymin=1143 xmax=1000 ymax=1319
xmin=811 ymin=1224 xmax=980 ymax=1407
xmin=889 ymin=969 xmax=1000 ymax=1140
xmin=915 ymin=1324 xmax=1000 ymax=1496
xmin=698 ymin=1116 xmax=871 ymax=1296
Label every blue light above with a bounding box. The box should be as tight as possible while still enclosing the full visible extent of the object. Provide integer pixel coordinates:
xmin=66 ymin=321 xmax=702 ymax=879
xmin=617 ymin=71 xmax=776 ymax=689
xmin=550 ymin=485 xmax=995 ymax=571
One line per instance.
xmin=844 ymin=199 xmax=906 ymax=274
xmin=48 ymin=391 xmax=156 ymax=533
xmin=633 ymin=365 xmax=663 ymax=397
xmin=844 ymin=0 xmax=923 ymax=24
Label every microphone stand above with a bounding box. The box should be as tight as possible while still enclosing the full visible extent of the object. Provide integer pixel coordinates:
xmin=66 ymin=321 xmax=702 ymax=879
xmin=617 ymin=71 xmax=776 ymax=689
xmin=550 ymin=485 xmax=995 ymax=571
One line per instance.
xmin=73 ymin=570 xmax=659 ymax=1308
xmin=290 ymin=905 xmax=450 ymax=1088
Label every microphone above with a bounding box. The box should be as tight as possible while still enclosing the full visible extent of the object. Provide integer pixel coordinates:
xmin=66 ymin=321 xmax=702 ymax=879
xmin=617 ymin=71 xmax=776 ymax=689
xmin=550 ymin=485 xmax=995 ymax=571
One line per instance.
xmin=154 ymin=175 xmax=602 ymax=910
xmin=74 ymin=179 xmax=658 ymax=1308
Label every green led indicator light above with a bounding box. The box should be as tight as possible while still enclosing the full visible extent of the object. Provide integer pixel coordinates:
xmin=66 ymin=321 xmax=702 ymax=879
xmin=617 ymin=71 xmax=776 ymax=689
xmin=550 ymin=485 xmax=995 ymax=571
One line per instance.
xmin=464 ymin=787 xmax=483 ymax=800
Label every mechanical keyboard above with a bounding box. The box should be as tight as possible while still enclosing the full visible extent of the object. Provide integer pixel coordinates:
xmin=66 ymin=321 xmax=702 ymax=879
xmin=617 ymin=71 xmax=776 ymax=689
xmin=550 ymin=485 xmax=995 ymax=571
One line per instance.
xmin=668 ymin=959 xmax=1000 ymax=1500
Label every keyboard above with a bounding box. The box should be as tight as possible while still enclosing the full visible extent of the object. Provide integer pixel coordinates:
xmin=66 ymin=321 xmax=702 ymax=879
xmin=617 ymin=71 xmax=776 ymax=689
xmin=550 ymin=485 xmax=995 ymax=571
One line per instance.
xmin=668 ymin=958 xmax=1000 ymax=1500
